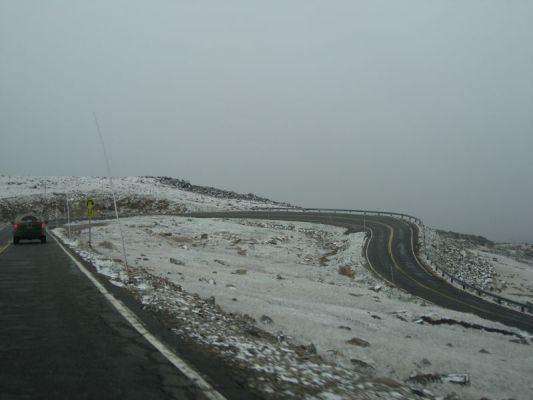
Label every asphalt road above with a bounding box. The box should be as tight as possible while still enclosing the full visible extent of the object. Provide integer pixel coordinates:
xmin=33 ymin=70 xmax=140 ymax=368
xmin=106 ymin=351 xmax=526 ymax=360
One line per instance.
xmin=0 ymin=226 xmax=255 ymax=400
xmin=187 ymin=211 xmax=533 ymax=334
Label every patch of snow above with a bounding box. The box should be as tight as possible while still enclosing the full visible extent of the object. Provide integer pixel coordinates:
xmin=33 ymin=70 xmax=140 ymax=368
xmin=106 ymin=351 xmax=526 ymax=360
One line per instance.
xmin=57 ymin=216 xmax=533 ymax=400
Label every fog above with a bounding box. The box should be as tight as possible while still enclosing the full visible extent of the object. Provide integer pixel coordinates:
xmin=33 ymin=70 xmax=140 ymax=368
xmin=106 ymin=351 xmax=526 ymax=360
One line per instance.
xmin=1 ymin=1 xmax=532 ymax=243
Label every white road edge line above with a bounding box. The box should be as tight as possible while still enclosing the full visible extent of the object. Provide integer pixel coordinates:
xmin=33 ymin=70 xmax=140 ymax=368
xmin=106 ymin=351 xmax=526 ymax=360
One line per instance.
xmin=0 ymin=243 xmax=10 ymax=255
xmin=50 ymin=233 xmax=227 ymax=400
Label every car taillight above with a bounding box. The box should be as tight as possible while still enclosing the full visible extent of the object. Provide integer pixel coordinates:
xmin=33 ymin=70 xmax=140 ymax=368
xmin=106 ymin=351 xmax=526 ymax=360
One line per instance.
xmin=41 ymin=223 xmax=46 ymax=229
xmin=13 ymin=223 xmax=18 ymax=230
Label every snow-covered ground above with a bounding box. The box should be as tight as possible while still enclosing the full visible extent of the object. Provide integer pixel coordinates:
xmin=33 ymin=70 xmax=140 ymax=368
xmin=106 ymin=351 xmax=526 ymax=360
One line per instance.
xmin=0 ymin=176 xmax=287 ymax=222
xmin=54 ymin=216 xmax=533 ymax=400
xmin=424 ymin=228 xmax=533 ymax=305
xmin=481 ymin=251 xmax=533 ymax=304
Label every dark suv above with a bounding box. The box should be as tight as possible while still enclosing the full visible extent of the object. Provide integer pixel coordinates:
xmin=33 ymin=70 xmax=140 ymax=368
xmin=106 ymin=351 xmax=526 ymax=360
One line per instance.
xmin=12 ymin=215 xmax=47 ymax=244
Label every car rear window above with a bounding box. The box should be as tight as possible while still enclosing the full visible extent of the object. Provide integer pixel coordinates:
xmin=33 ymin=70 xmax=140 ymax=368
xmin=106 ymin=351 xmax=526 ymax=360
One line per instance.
xmin=21 ymin=216 xmax=38 ymax=222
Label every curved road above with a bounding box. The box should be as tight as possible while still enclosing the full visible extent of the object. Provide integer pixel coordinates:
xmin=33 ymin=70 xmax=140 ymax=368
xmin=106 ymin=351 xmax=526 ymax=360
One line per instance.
xmin=188 ymin=211 xmax=533 ymax=334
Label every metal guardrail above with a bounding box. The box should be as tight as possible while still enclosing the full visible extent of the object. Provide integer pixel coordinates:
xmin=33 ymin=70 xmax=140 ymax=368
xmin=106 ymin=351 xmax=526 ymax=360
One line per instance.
xmin=423 ymin=256 xmax=533 ymax=314
xmin=249 ymin=206 xmax=424 ymax=224
xmin=247 ymin=207 xmax=533 ymax=315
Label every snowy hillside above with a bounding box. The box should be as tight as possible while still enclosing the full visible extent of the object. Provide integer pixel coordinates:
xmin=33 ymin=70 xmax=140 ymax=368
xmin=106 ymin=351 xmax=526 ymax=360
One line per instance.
xmin=0 ymin=175 xmax=290 ymax=221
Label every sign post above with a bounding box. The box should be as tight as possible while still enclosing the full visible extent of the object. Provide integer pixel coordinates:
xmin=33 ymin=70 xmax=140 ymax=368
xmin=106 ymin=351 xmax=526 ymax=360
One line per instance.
xmin=86 ymin=198 xmax=95 ymax=247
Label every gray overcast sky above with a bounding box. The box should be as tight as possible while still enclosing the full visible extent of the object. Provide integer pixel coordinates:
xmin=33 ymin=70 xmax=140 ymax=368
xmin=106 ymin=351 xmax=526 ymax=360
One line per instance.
xmin=1 ymin=1 xmax=532 ymax=243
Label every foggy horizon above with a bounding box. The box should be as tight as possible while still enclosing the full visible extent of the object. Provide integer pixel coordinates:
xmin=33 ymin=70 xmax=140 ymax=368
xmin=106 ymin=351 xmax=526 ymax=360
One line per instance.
xmin=1 ymin=1 xmax=532 ymax=243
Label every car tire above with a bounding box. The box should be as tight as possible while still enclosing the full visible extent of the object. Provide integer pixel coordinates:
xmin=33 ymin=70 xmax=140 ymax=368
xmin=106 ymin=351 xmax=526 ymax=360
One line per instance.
xmin=13 ymin=237 xmax=19 ymax=245
xmin=41 ymin=236 xmax=47 ymax=244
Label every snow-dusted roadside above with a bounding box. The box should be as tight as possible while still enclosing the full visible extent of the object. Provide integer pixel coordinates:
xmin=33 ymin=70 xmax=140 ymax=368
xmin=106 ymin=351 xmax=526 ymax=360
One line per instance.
xmin=55 ymin=217 xmax=533 ymax=400
xmin=52 ymin=223 xmax=419 ymax=400
xmin=423 ymin=228 xmax=533 ymax=306
xmin=479 ymin=250 xmax=533 ymax=304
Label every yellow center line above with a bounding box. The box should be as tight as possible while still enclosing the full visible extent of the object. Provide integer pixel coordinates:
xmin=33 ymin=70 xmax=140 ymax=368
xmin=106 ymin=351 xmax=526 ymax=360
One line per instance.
xmin=372 ymin=220 xmax=532 ymax=327
xmin=321 ymin=214 xmax=531 ymax=328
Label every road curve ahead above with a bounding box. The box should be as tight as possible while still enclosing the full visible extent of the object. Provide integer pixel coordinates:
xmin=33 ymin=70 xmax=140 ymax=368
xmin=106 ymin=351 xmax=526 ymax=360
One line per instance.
xmin=0 ymin=226 xmax=223 ymax=400
xmin=187 ymin=211 xmax=533 ymax=334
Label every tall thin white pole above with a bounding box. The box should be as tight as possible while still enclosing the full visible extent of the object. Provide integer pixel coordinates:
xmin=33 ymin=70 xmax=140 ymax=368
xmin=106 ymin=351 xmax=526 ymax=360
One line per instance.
xmin=66 ymin=194 xmax=71 ymax=237
xmin=93 ymin=112 xmax=129 ymax=271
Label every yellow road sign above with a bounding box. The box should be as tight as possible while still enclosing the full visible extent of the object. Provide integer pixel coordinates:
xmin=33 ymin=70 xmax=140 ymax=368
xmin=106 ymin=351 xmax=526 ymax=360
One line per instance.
xmin=86 ymin=198 xmax=95 ymax=209
xmin=86 ymin=198 xmax=95 ymax=218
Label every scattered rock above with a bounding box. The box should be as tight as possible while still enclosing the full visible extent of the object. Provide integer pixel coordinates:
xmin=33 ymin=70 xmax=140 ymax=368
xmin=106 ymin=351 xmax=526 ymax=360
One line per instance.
xmin=371 ymin=315 xmax=382 ymax=320
xmin=214 ymin=259 xmax=226 ymax=265
xmin=370 ymin=285 xmax=382 ymax=292
xmin=206 ymin=296 xmax=215 ymax=305
xmin=260 ymin=315 xmax=274 ymax=325
xmin=406 ymin=373 xmax=441 ymax=385
xmin=479 ymin=348 xmax=490 ymax=354
xmin=443 ymin=393 xmax=460 ymax=400
xmin=237 ymin=248 xmax=247 ymax=256
xmin=302 ymin=343 xmax=317 ymax=354
xmin=346 ymin=337 xmax=370 ymax=347
xmin=407 ymin=373 xmax=469 ymax=386
xmin=276 ymin=274 xmax=285 ymax=280
xmin=350 ymin=359 xmax=375 ymax=370
xmin=509 ymin=337 xmax=529 ymax=345
xmin=442 ymin=373 xmax=470 ymax=385
xmin=420 ymin=358 xmax=432 ymax=366
xmin=338 ymin=326 xmax=351 ymax=331
xmin=169 ymin=258 xmax=185 ymax=265
xmin=198 ymin=277 xmax=216 ymax=285
xmin=200 ymin=233 xmax=208 ymax=239
xmin=245 ymin=325 xmax=262 ymax=338
xmin=338 ymin=265 xmax=355 ymax=279
xmin=232 ymin=269 xmax=247 ymax=275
